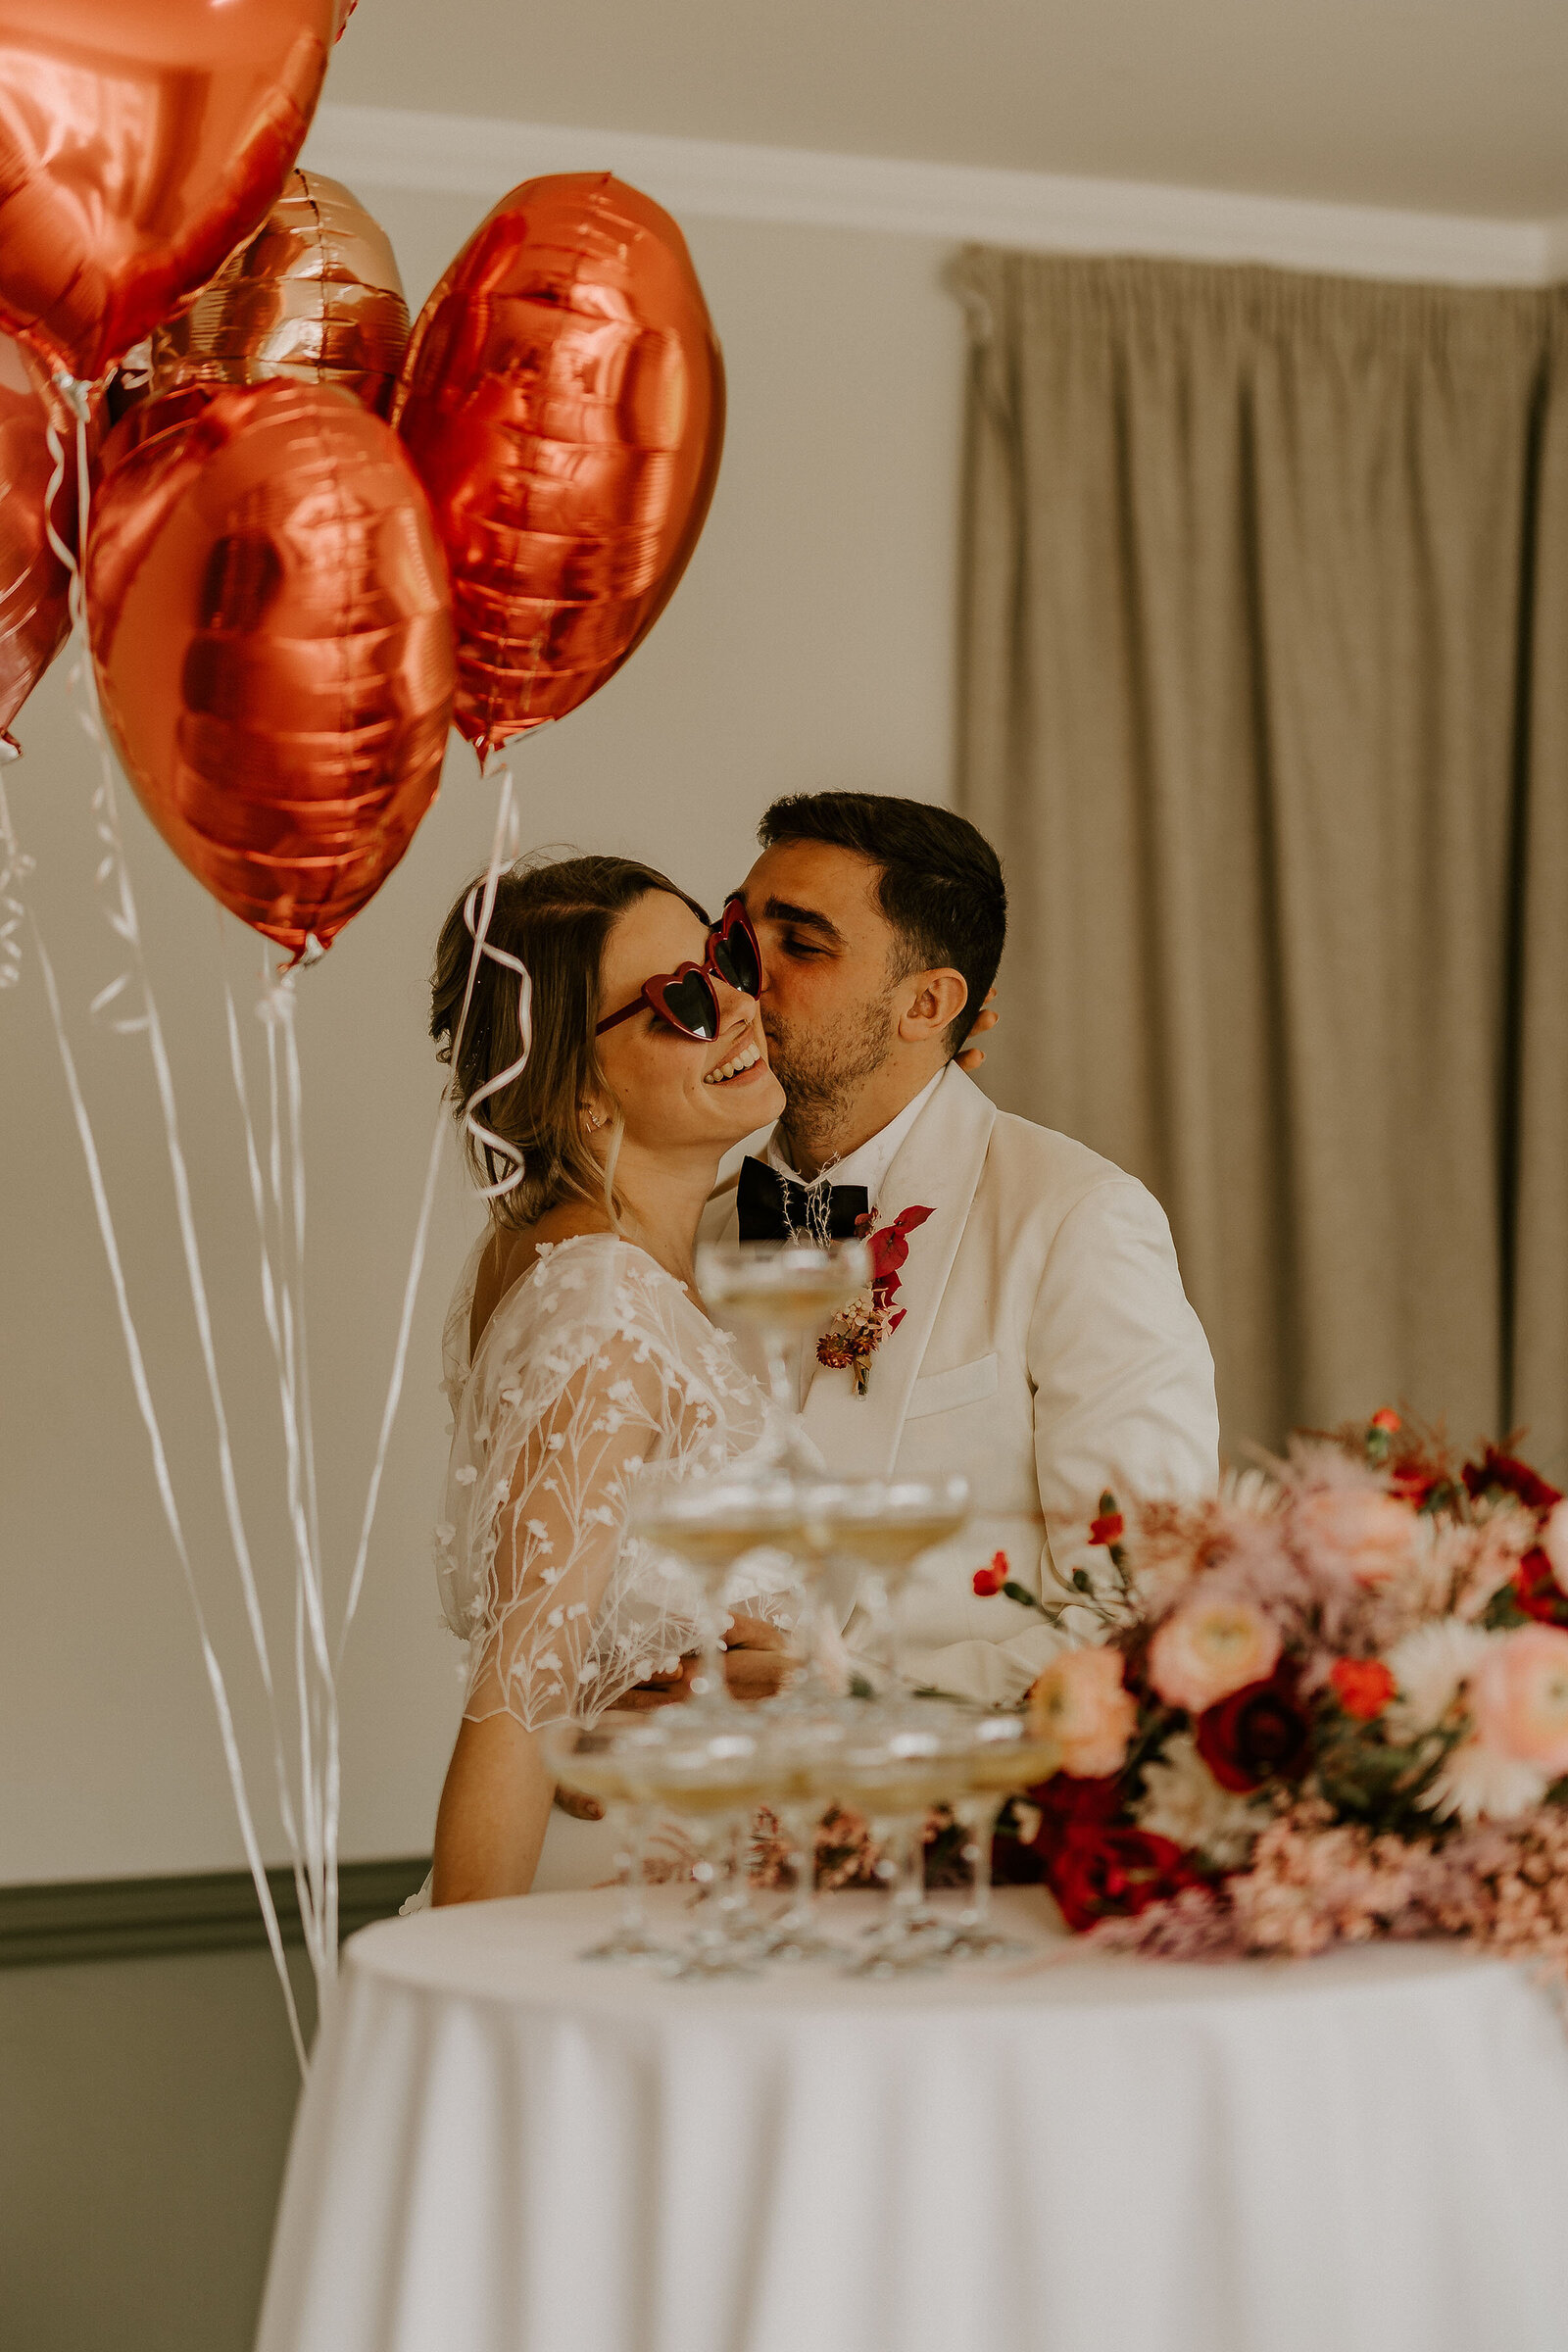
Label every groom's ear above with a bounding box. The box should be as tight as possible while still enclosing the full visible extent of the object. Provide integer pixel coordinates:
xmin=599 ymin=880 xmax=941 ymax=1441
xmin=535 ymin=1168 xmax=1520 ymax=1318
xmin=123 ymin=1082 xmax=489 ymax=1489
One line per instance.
xmin=896 ymin=967 xmax=968 ymax=1044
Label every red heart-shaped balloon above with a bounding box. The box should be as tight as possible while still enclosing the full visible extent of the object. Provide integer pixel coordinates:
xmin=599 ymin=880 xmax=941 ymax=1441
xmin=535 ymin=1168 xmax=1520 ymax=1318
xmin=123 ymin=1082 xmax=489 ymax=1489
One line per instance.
xmin=0 ymin=0 xmax=333 ymax=385
xmin=0 ymin=335 xmax=82 ymax=742
xmin=87 ymin=380 xmax=456 ymax=957
xmin=393 ymin=174 xmax=725 ymax=758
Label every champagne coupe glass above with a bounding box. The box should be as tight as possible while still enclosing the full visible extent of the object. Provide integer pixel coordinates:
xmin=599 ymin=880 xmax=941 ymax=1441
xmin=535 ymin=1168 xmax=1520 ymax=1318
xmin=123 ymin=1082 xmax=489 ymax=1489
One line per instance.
xmin=834 ymin=1701 xmax=977 ymax=1977
xmin=540 ymin=1714 xmax=678 ymax=1964
xmin=638 ymin=1715 xmax=776 ymax=1979
xmin=696 ymin=1237 xmax=870 ymax=1470
xmin=944 ymin=1715 xmax=1063 ymax=1962
xmin=628 ymin=1465 xmax=801 ymax=1712
xmin=752 ymin=1704 xmax=851 ymax=1961
xmin=826 ymin=1474 xmax=971 ymax=1696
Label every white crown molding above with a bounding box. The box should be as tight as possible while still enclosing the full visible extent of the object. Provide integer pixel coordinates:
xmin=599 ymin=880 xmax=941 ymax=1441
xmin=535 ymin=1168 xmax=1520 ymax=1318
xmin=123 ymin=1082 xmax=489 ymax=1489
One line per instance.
xmin=304 ymin=103 xmax=1568 ymax=288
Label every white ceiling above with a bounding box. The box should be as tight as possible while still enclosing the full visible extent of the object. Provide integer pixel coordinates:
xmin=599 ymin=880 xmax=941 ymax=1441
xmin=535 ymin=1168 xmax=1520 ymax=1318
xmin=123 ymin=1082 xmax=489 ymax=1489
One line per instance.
xmin=329 ymin=0 xmax=1568 ymax=220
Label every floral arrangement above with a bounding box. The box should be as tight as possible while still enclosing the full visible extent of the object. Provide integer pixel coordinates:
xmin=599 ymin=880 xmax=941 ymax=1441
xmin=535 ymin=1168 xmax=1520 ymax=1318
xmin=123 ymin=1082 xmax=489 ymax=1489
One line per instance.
xmin=815 ymin=1204 xmax=934 ymax=1395
xmin=983 ymin=1413 xmax=1568 ymax=1974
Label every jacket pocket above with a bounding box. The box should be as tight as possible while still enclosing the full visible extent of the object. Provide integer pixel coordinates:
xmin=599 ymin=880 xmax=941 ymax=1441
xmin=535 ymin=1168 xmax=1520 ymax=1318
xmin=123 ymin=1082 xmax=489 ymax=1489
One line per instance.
xmin=906 ymin=1352 xmax=999 ymax=1419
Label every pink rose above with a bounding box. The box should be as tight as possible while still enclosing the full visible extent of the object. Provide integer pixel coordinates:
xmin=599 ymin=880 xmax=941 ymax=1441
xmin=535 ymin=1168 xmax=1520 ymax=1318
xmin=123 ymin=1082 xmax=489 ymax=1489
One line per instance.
xmin=1469 ymin=1625 xmax=1568 ymax=1774
xmin=1028 ymin=1646 xmax=1138 ymax=1779
xmin=1292 ymin=1485 xmax=1415 ymax=1583
xmin=1148 ymin=1593 xmax=1283 ymax=1713
xmin=1541 ymin=1501 xmax=1568 ymax=1597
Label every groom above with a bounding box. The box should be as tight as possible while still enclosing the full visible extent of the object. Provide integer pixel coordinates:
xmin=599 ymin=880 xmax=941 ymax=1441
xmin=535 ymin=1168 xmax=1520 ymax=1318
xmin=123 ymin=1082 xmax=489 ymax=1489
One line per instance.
xmin=701 ymin=791 xmax=1219 ymax=1703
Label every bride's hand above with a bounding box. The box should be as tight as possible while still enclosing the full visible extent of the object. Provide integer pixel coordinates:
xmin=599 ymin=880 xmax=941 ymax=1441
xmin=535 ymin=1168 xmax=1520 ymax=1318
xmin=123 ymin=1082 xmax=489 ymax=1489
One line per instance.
xmin=956 ymin=985 xmax=998 ymax=1073
xmin=617 ymin=1613 xmax=791 ymax=1708
xmin=719 ymin=1612 xmax=790 ymax=1701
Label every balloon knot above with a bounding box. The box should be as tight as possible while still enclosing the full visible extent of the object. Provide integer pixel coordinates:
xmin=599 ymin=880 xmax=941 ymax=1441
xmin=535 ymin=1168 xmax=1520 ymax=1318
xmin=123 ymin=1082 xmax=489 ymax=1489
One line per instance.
xmin=52 ymin=372 xmax=95 ymax=424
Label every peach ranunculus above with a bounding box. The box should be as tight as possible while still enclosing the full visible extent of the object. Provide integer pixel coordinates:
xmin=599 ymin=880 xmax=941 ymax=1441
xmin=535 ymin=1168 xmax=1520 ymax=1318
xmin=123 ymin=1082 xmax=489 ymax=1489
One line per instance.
xmin=1541 ymin=1500 xmax=1568 ymax=1597
xmin=1291 ymin=1483 xmax=1416 ymax=1584
xmin=1028 ymin=1645 xmax=1138 ymax=1778
xmin=1469 ymin=1624 xmax=1568 ymax=1774
xmin=1147 ymin=1593 xmax=1283 ymax=1714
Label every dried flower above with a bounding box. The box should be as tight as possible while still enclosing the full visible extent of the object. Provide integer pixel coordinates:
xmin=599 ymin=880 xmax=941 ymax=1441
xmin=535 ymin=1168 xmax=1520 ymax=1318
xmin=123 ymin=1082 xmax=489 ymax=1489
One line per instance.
xmin=815 ymin=1203 xmax=934 ymax=1395
xmin=1384 ymin=1619 xmax=1492 ymax=1739
xmin=1135 ymin=1732 xmax=1265 ymax=1867
xmin=1542 ymin=1501 xmax=1568 ymax=1595
xmin=1089 ymin=1510 xmax=1125 ymax=1547
xmin=1428 ymin=1739 xmax=1549 ymax=1825
xmin=1290 ymin=1480 xmax=1416 ymax=1587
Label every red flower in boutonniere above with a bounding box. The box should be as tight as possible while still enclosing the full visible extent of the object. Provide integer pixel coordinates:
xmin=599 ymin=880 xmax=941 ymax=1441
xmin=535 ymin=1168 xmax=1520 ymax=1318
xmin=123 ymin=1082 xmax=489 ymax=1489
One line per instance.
xmin=815 ymin=1203 xmax=935 ymax=1396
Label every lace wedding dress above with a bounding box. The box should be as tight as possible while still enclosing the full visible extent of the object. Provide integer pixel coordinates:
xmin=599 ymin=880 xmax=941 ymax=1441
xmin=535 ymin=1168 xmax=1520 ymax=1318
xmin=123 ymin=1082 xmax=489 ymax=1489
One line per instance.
xmin=406 ymin=1231 xmax=781 ymax=1904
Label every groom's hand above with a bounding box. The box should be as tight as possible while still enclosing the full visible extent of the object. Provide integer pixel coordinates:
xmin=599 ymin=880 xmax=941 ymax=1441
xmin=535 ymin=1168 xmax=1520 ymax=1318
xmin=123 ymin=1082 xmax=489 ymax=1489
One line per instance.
xmin=956 ymin=985 xmax=998 ymax=1072
xmin=618 ymin=1614 xmax=791 ymax=1709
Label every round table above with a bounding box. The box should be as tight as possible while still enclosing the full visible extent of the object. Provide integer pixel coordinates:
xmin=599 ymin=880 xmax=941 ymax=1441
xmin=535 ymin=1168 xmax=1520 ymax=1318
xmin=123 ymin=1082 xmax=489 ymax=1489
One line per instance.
xmin=255 ymin=1886 xmax=1568 ymax=2352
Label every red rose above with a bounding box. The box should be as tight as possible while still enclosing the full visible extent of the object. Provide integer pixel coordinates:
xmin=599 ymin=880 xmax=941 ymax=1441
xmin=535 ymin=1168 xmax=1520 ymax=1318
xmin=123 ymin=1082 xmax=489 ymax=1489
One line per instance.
xmin=1512 ymin=1547 xmax=1568 ymax=1628
xmin=1089 ymin=1511 xmax=1125 ymax=1547
xmin=993 ymin=1771 xmax=1127 ymax=1893
xmin=1328 ymin=1656 xmax=1396 ymax=1720
xmin=1463 ymin=1446 xmax=1563 ymax=1515
xmin=1044 ymin=1825 xmax=1204 ymax=1934
xmin=1194 ymin=1664 xmax=1311 ymax=1792
xmin=1370 ymin=1408 xmax=1401 ymax=1435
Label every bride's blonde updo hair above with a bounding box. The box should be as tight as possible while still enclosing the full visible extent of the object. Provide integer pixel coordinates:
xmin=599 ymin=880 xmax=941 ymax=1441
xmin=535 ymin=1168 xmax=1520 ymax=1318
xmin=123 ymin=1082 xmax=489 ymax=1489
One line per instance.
xmin=430 ymin=852 xmax=709 ymax=1231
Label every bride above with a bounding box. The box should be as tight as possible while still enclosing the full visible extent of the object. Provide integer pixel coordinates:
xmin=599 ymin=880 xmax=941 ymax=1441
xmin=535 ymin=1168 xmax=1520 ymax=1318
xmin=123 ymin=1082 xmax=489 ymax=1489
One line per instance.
xmin=424 ymin=853 xmax=789 ymax=1905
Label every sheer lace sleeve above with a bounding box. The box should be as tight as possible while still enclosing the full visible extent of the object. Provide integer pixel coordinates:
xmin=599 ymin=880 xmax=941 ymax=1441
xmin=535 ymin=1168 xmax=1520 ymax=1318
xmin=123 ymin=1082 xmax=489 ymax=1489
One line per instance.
xmin=434 ymin=1236 xmax=770 ymax=1729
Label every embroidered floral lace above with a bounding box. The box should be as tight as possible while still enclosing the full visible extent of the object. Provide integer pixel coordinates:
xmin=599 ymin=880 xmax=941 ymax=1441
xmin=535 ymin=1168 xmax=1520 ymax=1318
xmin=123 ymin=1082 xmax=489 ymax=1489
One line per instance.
xmin=435 ymin=1233 xmax=778 ymax=1729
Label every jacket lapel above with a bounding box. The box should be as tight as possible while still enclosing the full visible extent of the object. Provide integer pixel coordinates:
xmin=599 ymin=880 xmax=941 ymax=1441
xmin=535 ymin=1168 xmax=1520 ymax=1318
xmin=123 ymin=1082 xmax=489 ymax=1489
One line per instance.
xmin=800 ymin=1065 xmax=996 ymax=1476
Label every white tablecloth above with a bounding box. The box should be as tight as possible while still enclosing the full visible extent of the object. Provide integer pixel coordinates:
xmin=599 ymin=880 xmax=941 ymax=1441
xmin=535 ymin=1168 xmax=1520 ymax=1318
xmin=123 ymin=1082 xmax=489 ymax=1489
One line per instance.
xmin=256 ymin=1887 xmax=1568 ymax=2352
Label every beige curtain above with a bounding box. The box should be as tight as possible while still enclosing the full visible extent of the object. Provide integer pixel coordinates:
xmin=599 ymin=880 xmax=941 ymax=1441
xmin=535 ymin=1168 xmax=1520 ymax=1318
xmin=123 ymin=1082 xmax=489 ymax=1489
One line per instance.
xmin=955 ymin=255 xmax=1568 ymax=1471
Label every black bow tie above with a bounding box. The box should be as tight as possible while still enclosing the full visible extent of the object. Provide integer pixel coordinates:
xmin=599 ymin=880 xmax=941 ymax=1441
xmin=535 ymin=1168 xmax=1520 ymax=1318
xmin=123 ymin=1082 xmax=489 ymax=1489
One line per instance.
xmin=735 ymin=1155 xmax=870 ymax=1244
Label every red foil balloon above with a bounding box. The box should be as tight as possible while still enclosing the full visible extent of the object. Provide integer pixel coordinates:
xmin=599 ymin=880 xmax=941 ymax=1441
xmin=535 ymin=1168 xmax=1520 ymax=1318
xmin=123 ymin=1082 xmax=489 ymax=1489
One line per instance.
xmin=0 ymin=0 xmax=333 ymax=385
xmin=0 ymin=336 xmax=78 ymax=743
xmin=392 ymin=173 xmax=725 ymax=757
xmin=86 ymin=380 xmax=456 ymax=957
xmin=150 ymin=172 xmax=410 ymax=420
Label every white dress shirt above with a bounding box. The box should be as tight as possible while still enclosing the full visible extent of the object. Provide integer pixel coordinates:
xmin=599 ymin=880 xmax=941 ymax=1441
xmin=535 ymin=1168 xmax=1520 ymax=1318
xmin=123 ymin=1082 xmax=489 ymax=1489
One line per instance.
xmin=764 ymin=1068 xmax=944 ymax=1212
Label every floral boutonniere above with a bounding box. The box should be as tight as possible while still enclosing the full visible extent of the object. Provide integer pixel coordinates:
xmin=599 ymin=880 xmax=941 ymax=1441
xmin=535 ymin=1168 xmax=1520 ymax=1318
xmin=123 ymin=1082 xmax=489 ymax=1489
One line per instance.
xmin=815 ymin=1203 xmax=935 ymax=1396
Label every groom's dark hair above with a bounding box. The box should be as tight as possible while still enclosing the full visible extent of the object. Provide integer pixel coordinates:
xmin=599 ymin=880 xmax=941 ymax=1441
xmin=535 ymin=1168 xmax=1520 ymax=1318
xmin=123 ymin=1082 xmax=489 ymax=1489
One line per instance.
xmin=756 ymin=792 xmax=1006 ymax=1054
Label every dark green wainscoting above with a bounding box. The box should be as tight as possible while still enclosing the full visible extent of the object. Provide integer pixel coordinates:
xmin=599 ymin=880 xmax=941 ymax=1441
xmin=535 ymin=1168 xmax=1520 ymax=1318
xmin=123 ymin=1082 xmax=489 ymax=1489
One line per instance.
xmin=0 ymin=1858 xmax=427 ymax=2352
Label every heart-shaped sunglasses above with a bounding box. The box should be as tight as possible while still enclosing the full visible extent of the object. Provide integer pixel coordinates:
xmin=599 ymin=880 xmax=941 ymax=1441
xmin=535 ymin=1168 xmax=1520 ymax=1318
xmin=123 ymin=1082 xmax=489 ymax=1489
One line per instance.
xmin=595 ymin=896 xmax=763 ymax=1042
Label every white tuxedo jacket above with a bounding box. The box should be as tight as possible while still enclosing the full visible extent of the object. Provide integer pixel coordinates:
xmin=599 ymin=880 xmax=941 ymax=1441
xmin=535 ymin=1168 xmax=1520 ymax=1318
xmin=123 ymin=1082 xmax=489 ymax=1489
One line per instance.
xmin=700 ymin=1064 xmax=1219 ymax=1703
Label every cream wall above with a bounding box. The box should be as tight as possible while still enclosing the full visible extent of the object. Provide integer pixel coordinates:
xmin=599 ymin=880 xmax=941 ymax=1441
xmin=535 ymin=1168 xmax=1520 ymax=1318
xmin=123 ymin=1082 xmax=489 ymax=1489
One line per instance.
xmin=0 ymin=190 xmax=962 ymax=1881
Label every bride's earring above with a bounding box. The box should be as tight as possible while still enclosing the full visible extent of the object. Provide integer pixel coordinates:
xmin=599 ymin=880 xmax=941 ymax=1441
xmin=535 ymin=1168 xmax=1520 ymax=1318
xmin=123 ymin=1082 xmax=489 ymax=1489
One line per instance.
xmin=582 ymin=1104 xmax=608 ymax=1135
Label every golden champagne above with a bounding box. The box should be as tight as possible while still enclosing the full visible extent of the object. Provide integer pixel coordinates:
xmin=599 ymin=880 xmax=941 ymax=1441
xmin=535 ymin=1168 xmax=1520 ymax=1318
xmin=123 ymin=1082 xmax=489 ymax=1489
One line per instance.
xmin=963 ymin=1737 xmax=1061 ymax=1793
xmin=834 ymin=1760 xmax=964 ymax=1816
xmin=639 ymin=1772 xmax=775 ymax=1818
xmin=832 ymin=1511 xmax=970 ymax=1569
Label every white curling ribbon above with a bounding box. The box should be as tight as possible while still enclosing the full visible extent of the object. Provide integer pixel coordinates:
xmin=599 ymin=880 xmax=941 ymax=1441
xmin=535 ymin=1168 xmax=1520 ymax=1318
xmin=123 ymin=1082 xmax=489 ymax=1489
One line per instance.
xmin=463 ymin=889 xmax=534 ymax=1200
xmin=31 ymin=913 xmax=310 ymax=2075
xmin=0 ymin=763 xmax=33 ymax=990
xmin=445 ymin=760 xmax=534 ymax=1202
xmin=225 ymin=942 xmax=341 ymax=1985
xmin=36 ymin=407 xmax=338 ymax=2056
xmin=339 ymin=753 xmax=532 ymax=1658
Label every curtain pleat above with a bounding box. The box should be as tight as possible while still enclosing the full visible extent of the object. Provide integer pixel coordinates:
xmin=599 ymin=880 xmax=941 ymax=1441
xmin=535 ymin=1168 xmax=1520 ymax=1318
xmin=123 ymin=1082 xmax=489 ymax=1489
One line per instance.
xmin=956 ymin=254 xmax=1568 ymax=1469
